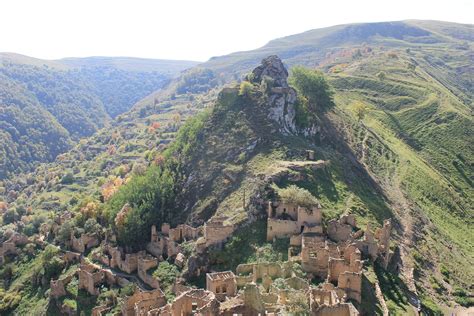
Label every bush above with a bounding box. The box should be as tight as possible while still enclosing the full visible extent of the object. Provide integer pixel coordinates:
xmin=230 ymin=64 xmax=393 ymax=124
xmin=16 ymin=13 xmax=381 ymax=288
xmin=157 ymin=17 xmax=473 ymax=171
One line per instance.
xmin=377 ymin=71 xmax=387 ymax=81
xmin=277 ymin=185 xmax=319 ymax=208
xmin=41 ymin=245 xmax=64 ymax=281
xmin=421 ymin=297 xmax=443 ymax=316
xmin=239 ymin=81 xmax=254 ymax=97
xmin=153 ymin=261 xmax=179 ymax=301
xmin=2 ymin=209 xmax=17 ymax=224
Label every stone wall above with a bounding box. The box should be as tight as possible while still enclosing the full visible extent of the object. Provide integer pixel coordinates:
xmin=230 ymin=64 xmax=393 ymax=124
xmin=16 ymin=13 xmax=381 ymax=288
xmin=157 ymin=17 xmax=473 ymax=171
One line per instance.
xmin=0 ymin=233 xmax=29 ymax=264
xmin=313 ymin=303 xmax=360 ymax=316
xmin=70 ymin=233 xmax=99 ymax=253
xmin=137 ymin=256 xmax=160 ymax=289
xmin=301 ymin=238 xmax=329 ymax=278
xmin=266 ymin=218 xmax=299 ymax=241
xmin=107 ymin=246 xmax=144 ymax=274
xmin=236 ymin=261 xmax=293 ymax=283
xmin=338 ymin=272 xmax=362 ymax=303
xmin=327 ymin=219 xmax=353 ymax=242
xmin=297 ymin=206 xmax=322 ymax=226
xmin=50 ymin=273 xmax=75 ymax=299
xmin=168 ymin=224 xmax=202 ymax=242
xmin=78 ymin=262 xmax=104 ymax=296
xmin=204 ymin=216 xmax=234 ymax=247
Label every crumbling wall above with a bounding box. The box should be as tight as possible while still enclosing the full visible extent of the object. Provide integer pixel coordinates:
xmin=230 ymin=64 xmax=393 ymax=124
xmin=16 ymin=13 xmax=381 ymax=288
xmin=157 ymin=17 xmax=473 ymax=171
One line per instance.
xmin=78 ymin=262 xmax=104 ymax=296
xmin=236 ymin=261 xmax=293 ymax=283
xmin=338 ymin=272 xmax=362 ymax=303
xmin=168 ymin=224 xmax=201 ymax=242
xmin=327 ymin=219 xmax=352 ymax=242
xmin=70 ymin=233 xmax=99 ymax=253
xmin=301 ymin=239 xmax=329 ymax=278
xmin=50 ymin=274 xmax=75 ymax=299
xmin=204 ymin=217 xmax=234 ymax=247
xmin=273 ymin=202 xmax=298 ymax=220
xmin=266 ymin=218 xmax=299 ymax=241
xmin=297 ymin=206 xmax=322 ymax=226
xmin=121 ymin=288 xmax=166 ymax=316
xmin=137 ymin=256 xmax=160 ymax=289
xmin=313 ymin=303 xmax=359 ymax=316
xmin=170 ymin=289 xmax=220 ymax=316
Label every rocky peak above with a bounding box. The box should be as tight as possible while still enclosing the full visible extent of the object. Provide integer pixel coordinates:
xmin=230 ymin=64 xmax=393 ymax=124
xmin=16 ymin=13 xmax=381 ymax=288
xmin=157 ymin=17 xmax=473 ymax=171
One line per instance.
xmin=250 ymin=55 xmax=297 ymax=134
xmin=250 ymin=55 xmax=289 ymax=88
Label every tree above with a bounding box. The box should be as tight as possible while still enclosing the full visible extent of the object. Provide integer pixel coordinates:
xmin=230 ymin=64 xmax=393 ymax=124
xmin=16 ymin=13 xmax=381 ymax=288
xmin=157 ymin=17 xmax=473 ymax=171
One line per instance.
xmin=289 ymin=66 xmax=334 ymax=111
xmin=61 ymin=172 xmax=74 ymax=184
xmin=2 ymin=209 xmax=17 ymax=224
xmin=352 ymin=101 xmax=369 ymax=121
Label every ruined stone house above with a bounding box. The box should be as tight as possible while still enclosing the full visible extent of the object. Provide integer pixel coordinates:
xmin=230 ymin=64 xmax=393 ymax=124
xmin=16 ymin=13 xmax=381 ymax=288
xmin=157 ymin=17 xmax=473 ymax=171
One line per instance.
xmin=266 ymin=201 xmax=322 ymax=242
xmin=121 ymin=288 xmax=166 ymax=316
xmin=206 ymin=271 xmax=237 ymax=301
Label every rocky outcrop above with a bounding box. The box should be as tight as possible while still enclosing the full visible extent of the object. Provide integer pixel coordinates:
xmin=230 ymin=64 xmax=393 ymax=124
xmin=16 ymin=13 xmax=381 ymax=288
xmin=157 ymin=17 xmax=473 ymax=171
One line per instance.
xmin=250 ymin=55 xmax=297 ymax=134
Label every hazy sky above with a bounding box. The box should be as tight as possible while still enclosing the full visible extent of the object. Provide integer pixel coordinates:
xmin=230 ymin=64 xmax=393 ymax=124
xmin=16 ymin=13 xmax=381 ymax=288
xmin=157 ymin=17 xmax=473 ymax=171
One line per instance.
xmin=1 ymin=0 xmax=472 ymax=61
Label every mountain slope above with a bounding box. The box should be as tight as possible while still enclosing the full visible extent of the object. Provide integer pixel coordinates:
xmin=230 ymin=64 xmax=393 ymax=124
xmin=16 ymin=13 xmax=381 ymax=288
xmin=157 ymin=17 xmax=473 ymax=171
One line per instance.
xmin=0 ymin=53 xmax=198 ymax=178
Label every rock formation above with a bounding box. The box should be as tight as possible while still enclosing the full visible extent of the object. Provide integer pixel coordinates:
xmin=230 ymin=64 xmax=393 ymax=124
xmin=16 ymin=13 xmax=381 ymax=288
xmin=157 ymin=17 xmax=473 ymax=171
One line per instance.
xmin=250 ymin=55 xmax=297 ymax=134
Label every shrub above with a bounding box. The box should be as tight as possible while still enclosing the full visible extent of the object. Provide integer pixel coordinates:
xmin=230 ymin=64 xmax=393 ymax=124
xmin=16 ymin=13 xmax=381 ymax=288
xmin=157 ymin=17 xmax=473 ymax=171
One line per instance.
xmin=41 ymin=245 xmax=64 ymax=281
xmin=153 ymin=261 xmax=179 ymax=301
xmin=277 ymin=185 xmax=319 ymax=208
xmin=377 ymin=71 xmax=387 ymax=81
xmin=239 ymin=81 xmax=254 ymax=97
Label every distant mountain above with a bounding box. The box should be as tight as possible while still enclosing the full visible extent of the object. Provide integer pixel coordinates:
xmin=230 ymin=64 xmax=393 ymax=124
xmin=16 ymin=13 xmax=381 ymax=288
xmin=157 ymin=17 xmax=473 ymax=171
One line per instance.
xmin=0 ymin=53 xmax=198 ymax=178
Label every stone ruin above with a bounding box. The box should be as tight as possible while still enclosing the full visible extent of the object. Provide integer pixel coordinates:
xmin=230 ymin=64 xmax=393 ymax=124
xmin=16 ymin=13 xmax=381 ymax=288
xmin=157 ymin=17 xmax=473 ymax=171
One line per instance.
xmin=203 ymin=216 xmax=234 ymax=248
xmin=267 ymin=200 xmax=323 ymax=243
xmin=137 ymin=254 xmax=161 ymax=289
xmin=146 ymin=223 xmax=201 ymax=259
xmin=150 ymin=289 xmax=220 ymax=316
xmin=121 ymin=288 xmax=166 ymax=316
xmin=78 ymin=259 xmax=130 ymax=296
xmin=0 ymin=232 xmax=29 ymax=264
xmin=70 ymin=232 xmax=99 ymax=253
xmin=310 ymin=283 xmax=360 ymax=316
xmin=206 ymin=271 xmax=237 ymax=301
xmin=50 ymin=273 xmax=75 ymax=299
xmin=264 ymin=199 xmax=393 ymax=311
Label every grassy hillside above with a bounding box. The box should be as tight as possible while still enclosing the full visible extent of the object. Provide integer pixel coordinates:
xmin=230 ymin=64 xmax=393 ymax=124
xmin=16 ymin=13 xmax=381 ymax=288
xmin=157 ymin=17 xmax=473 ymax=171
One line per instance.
xmin=0 ymin=53 xmax=198 ymax=178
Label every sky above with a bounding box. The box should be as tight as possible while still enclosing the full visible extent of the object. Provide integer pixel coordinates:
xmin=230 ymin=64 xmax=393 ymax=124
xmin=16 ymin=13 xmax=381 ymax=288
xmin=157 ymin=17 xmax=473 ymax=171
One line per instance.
xmin=1 ymin=0 xmax=472 ymax=62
